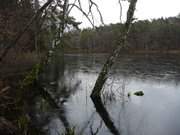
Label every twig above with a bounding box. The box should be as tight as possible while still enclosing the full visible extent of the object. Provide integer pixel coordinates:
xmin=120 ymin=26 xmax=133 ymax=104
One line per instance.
xmin=118 ymin=0 xmax=122 ymax=23
xmin=89 ymin=0 xmax=104 ymax=25
xmin=68 ymin=3 xmax=95 ymax=28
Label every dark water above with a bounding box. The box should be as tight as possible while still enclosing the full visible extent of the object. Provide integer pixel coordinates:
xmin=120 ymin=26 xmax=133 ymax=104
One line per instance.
xmin=36 ymin=54 xmax=180 ymax=135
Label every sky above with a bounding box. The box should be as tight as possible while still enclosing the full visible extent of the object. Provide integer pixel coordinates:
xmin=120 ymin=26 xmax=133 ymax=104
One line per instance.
xmin=69 ymin=0 xmax=180 ymax=28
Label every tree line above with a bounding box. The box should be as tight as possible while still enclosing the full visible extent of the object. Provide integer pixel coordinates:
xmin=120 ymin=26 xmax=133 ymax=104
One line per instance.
xmin=64 ymin=17 xmax=180 ymax=53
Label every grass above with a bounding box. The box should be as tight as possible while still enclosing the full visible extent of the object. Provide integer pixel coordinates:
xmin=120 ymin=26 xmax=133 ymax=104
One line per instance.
xmin=63 ymin=128 xmax=76 ymax=135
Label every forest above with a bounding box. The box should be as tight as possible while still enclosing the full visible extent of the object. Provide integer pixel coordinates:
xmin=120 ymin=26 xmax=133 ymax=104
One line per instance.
xmin=65 ymin=17 xmax=180 ymax=53
xmin=1 ymin=0 xmax=180 ymax=135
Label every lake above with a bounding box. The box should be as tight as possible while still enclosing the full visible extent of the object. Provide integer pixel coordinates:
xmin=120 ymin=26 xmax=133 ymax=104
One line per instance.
xmin=34 ymin=54 xmax=180 ymax=135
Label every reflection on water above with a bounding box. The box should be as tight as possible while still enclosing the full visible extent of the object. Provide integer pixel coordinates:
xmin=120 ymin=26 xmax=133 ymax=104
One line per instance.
xmin=91 ymin=95 xmax=120 ymax=135
xmin=36 ymin=54 xmax=180 ymax=135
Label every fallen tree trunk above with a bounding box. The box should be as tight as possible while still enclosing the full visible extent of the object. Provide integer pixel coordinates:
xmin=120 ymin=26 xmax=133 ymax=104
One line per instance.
xmin=91 ymin=0 xmax=138 ymax=97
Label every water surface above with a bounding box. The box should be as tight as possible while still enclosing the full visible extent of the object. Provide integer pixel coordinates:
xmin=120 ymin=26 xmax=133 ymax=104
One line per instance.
xmin=37 ymin=54 xmax=180 ymax=135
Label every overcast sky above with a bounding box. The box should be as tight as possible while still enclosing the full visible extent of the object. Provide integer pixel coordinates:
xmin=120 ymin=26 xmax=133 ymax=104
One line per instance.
xmin=69 ymin=0 xmax=180 ymax=28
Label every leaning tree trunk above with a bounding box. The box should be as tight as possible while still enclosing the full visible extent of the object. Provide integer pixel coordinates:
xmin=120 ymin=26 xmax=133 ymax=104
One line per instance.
xmin=91 ymin=0 xmax=138 ymax=97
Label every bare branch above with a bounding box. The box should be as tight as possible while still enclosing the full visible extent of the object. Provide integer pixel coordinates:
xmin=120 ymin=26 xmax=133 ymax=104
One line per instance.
xmin=89 ymin=0 xmax=104 ymax=25
xmin=87 ymin=1 xmax=95 ymax=26
xmin=68 ymin=3 xmax=95 ymax=28
xmin=78 ymin=0 xmax=82 ymax=9
xmin=118 ymin=0 xmax=123 ymax=23
xmin=67 ymin=0 xmax=78 ymax=14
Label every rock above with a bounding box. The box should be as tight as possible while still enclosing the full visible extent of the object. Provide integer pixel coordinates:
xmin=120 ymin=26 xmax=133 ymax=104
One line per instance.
xmin=134 ymin=91 xmax=144 ymax=96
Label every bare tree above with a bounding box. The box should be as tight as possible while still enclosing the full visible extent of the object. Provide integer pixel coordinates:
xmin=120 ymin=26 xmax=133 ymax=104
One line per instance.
xmin=91 ymin=0 xmax=138 ymax=97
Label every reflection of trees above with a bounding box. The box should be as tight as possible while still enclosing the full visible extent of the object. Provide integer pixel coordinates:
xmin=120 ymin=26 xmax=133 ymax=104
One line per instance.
xmin=36 ymin=53 xmax=180 ymax=134
xmin=112 ymin=55 xmax=180 ymax=83
xmin=35 ymin=52 xmax=81 ymax=133
xmin=41 ymin=82 xmax=80 ymax=132
xmin=38 ymin=87 xmax=70 ymax=130
xmin=90 ymin=120 xmax=103 ymax=135
xmin=66 ymin=54 xmax=180 ymax=84
xmin=91 ymin=96 xmax=120 ymax=135
xmin=102 ymin=77 xmax=129 ymax=103
xmin=78 ymin=111 xmax=97 ymax=135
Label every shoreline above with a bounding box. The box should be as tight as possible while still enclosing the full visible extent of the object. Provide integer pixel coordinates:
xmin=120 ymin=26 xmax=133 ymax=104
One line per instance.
xmin=64 ymin=49 xmax=180 ymax=55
